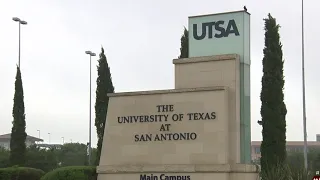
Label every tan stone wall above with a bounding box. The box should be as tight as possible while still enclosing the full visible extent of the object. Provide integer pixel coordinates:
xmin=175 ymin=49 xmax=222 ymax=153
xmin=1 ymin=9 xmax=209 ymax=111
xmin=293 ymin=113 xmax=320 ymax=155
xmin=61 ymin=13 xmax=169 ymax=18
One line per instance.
xmin=174 ymin=54 xmax=241 ymax=163
xmin=99 ymin=87 xmax=231 ymax=166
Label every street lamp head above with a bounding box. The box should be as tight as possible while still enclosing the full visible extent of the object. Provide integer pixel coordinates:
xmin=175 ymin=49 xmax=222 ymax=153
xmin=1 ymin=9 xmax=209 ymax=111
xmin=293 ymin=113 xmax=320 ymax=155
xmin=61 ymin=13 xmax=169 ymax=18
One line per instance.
xmin=85 ymin=51 xmax=96 ymax=56
xmin=12 ymin=17 xmax=20 ymax=22
xmin=20 ymin=20 xmax=27 ymax=25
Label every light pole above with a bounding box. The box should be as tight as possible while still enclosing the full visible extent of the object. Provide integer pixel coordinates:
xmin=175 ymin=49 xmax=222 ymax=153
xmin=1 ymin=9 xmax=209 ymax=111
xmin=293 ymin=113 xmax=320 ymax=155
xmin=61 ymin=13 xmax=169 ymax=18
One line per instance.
xmin=48 ymin=133 xmax=51 ymax=144
xmin=85 ymin=50 xmax=96 ymax=166
xmin=61 ymin=137 xmax=64 ymax=144
xmin=37 ymin=130 xmax=40 ymax=139
xmin=12 ymin=17 xmax=27 ymax=68
xmin=301 ymin=0 xmax=308 ymax=171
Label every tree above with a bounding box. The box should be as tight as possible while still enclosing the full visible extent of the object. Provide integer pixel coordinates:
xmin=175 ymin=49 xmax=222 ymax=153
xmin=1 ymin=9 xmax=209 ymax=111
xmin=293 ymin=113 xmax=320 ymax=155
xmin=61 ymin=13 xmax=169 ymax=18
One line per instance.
xmin=0 ymin=143 xmax=99 ymax=169
xmin=58 ymin=143 xmax=88 ymax=166
xmin=91 ymin=147 xmax=97 ymax=164
xmin=260 ymin=14 xmax=287 ymax=173
xmin=10 ymin=66 xmax=27 ymax=166
xmin=25 ymin=145 xmax=58 ymax=172
xmin=0 ymin=147 xmax=9 ymax=168
xmin=94 ymin=47 xmax=114 ymax=165
xmin=178 ymin=27 xmax=188 ymax=59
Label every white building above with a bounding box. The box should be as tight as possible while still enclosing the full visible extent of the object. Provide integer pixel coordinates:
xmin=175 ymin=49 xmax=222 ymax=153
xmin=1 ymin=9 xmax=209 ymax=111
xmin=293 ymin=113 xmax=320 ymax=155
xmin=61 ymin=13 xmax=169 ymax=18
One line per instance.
xmin=0 ymin=133 xmax=43 ymax=150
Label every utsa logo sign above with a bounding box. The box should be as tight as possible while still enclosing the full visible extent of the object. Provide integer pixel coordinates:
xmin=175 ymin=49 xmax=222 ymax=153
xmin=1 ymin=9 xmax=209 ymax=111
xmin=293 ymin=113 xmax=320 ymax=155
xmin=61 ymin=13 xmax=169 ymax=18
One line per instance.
xmin=192 ymin=19 xmax=240 ymax=40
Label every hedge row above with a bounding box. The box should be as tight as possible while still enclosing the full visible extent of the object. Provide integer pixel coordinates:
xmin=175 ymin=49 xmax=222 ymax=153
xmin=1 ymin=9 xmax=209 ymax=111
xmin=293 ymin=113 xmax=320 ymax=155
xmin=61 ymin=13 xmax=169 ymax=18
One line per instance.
xmin=0 ymin=166 xmax=45 ymax=180
xmin=41 ymin=166 xmax=97 ymax=180
xmin=0 ymin=166 xmax=96 ymax=180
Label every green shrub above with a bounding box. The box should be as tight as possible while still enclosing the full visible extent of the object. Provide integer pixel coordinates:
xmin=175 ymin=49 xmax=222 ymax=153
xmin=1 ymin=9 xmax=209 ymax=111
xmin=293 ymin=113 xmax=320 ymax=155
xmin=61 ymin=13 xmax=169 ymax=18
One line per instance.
xmin=0 ymin=166 xmax=45 ymax=180
xmin=41 ymin=166 xmax=97 ymax=180
xmin=260 ymin=162 xmax=292 ymax=180
xmin=260 ymin=162 xmax=316 ymax=180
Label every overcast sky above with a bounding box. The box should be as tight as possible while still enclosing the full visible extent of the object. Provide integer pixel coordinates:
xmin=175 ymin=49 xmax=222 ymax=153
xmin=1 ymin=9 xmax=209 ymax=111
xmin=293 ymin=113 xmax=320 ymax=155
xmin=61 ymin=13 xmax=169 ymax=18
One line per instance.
xmin=0 ymin=0 xmax=318 ymax=146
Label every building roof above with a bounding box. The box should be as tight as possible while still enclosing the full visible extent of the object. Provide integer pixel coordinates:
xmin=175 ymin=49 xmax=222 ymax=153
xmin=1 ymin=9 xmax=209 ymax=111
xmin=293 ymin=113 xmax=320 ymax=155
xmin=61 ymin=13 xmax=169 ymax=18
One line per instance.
xmin=252 ymin=141 xmax=320 ymax=146
xmin=0 ymin=133 xmax=43 ymax=142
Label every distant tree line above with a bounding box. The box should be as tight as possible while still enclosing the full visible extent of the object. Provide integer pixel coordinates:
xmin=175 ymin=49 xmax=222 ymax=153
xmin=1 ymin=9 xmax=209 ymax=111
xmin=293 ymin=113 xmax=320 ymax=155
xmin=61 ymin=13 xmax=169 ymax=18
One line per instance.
xmin=0 ymin=143 xmax=97 ymax=172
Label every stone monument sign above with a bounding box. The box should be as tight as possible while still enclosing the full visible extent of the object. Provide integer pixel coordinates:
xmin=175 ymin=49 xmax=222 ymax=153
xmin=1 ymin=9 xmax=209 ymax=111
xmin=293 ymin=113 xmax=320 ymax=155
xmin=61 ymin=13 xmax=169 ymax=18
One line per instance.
xmin=97 ymin=10 xmax=259 ymax=180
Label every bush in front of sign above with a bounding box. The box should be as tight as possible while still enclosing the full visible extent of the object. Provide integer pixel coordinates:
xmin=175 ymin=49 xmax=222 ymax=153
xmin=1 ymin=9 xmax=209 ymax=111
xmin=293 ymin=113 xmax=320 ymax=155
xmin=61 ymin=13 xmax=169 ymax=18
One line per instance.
xmin=41 ymin=166 xmax=97 ymax=180
xmin=0 ymin=166 xmax=45 ymax=180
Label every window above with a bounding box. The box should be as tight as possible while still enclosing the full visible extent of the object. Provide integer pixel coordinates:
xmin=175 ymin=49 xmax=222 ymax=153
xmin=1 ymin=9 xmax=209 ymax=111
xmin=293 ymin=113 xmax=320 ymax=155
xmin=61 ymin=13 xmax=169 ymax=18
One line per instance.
xmin=286 ymin=147 xmax=291 ymax=152
xmin=255 ymin=147 xmax=260 ymax=154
